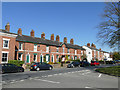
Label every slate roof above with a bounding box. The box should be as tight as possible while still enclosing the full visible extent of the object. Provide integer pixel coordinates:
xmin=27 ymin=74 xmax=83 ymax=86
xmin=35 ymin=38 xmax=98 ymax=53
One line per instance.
xmin=1 ymin=29 xmax=85 ymax=50
xmin=85 ymin=45 xmax=109 ymax=53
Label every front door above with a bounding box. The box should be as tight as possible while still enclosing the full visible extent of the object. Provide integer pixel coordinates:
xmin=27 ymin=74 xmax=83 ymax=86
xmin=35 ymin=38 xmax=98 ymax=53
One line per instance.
xmin=26 ymin=55 xmax=29 ymax=63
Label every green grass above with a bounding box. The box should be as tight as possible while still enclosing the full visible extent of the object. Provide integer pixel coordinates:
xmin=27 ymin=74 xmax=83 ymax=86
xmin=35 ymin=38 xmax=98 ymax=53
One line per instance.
xmin=95 ymin=65 xmax=120 ymax=77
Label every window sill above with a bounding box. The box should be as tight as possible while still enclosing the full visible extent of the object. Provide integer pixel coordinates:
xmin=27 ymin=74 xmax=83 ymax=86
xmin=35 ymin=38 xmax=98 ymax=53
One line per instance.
xmin=3 ymin=47 xmax=9 ymax=49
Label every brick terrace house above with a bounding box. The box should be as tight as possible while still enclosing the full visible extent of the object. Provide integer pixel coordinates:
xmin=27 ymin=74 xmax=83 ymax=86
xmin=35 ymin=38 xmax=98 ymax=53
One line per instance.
xmin=0 ymin=23 xmax=17 ymax=64
xmin=0 ymin=23 xmax=86 ymax=64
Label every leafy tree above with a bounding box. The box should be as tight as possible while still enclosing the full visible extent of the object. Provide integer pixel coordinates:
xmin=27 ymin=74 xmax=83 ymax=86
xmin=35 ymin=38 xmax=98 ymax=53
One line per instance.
xmin=113 ymin=52 xmax=120 ymax=60
xmin=97 ymin=2 xmax=120 ymax=50
xmin=81 ymin=54 xmax=87 ymax=60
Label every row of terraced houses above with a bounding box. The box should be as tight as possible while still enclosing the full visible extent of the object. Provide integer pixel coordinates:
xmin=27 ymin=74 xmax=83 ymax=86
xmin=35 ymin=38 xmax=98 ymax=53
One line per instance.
xmin=0 ymin=23 xmax=112 ymax=64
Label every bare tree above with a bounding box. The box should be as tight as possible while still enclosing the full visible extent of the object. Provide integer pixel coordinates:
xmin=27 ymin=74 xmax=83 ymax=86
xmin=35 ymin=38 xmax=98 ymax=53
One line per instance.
xmin=97 ymin=2 xmax=120 ymax=50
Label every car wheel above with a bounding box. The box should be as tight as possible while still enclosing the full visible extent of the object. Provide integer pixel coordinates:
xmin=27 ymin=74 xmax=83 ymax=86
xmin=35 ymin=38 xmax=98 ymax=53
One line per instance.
xmin=49 ymin=67 xmax=52 ymax=70
xmin=36 ymin=67 xmax=40 ymax=71
xmin=78 ymin=65 xmax=80 ymax=67
xmin=2 ymin=70 xmax=5 ymax=74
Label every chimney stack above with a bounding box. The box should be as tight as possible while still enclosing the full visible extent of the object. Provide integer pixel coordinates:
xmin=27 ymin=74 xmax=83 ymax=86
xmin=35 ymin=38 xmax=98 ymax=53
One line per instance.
xmin=93 ymin=44 xmax=96 ymax=48
xmin=99 ymin=48 xmax=101 ymax=51
xmin=64 ymin=37 xmax=67 ymax=43
xmin=41 ymin=32 xmax=45 ymax=39
xmin=30 ymin=29 xmax=34 ymax=37
xmin=18 ymin=28 xmax=22 ymax=35
xmin=87 ymin=43 xmax=90 ymax=47
xmin=51 ymin=34 xmax=54 ymax=41
xmin=5 ymin=23 xmax=10 ymax=32
xmin=70 ymin=38 xmax=74 ymax=44
xmin=56 ymin=35 xmax=60 ymax=42
xmin=91 ymin=43 xmax=94 ymax=48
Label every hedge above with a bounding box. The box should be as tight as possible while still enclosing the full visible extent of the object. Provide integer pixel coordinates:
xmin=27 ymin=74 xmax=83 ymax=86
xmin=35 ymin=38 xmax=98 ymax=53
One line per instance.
xmin=8 ymin=60 xmax=24 ymax=67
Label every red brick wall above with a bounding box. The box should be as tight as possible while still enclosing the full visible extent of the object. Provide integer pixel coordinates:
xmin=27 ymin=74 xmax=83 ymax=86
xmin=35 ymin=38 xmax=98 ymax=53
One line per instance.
xmin=0 ymin=36 xmax=2 ymax=63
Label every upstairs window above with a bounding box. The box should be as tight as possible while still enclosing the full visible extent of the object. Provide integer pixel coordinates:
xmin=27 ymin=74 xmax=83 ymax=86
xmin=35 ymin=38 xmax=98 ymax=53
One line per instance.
xmin=19 ymin=42 xmax=23 ymax=50
xmin=3 ymin=38 xmax=10 ymax=49
xmin=46 ymin=46 xmax=49 ymax=52
xmin=67 ymin=49 xmax=70 ymax=53
xmin=57 ymin=47 xmax=59 ymax=52
xmin=75 ymin=50 xmax=77 ymax=55
xmin=34 ymin=44 xmax=37 ymax=52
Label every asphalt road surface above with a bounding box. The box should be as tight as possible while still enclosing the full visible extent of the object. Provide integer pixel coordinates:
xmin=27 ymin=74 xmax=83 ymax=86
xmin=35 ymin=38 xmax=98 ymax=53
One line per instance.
xmin=2 ymin=64 xmax=119 ymax=89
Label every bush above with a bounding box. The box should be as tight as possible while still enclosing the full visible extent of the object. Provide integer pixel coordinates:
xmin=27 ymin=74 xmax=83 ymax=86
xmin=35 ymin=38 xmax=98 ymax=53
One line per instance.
xmin=8 ymin=60 xmax=24 ymax=67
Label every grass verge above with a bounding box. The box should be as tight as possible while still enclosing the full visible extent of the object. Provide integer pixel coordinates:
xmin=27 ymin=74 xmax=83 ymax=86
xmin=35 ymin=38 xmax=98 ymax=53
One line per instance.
xmin=95 ymin=65 xmax=120 ymax=77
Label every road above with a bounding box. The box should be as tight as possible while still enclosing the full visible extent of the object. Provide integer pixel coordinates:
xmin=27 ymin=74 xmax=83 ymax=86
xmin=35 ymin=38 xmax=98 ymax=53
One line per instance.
xmin=2 ymin=64 xmax=119 ymax=89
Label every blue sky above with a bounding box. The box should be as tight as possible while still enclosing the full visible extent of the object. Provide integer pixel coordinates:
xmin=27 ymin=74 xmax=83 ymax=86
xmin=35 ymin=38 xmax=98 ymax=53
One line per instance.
xmin=2 ymin=2 xmax=113 ymax=52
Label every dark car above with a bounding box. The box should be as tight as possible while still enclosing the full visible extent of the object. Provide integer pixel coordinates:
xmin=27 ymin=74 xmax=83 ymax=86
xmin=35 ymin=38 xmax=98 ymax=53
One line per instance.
xmin=114 ymin=60 xmax=120 ymax=63
xmin=30 ymin=62 xmax=53 ymax=71
xmin=90 ymin=61 xmax=100 ymax=66
xmin=80 ymin=60 xmax=90 ymax=67
xmin=1 ymin=63 xmax=24 ymax=74
xmin=67 ymin=61 xmax=80 ymax=68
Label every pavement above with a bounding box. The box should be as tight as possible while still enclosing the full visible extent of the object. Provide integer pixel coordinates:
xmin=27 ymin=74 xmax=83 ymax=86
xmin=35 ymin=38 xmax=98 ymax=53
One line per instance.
xmin=1 ymin=64 xmax=120 ymax=89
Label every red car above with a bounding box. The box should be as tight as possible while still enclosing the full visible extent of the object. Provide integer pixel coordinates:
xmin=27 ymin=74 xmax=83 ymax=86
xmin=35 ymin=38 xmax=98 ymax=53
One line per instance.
xmin=91 ymin=61 xmax=100 ymax=66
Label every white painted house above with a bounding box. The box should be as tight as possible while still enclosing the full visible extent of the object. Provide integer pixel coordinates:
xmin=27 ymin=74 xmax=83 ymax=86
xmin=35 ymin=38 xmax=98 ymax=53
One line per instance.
xmin=82 ymin=45 xmax=92 ymax=63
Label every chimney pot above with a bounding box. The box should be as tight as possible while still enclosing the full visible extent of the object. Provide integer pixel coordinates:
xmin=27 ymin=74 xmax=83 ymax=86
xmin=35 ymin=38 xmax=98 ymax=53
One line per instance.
xmin=64 ymin=37 xmax=67 ymax=43
xmin=51 ymin=34 xmax=54 ymax=41
xmin=41 ymin=32 xmax=45 ymax=39
xmin=87 ymin=43 xmax=90 ymax=47
xmin=70 ymin=38 xmax=74 ymax=44
xmin=5 ymin=22 xmax=10 ymax=32
xmin=30 ymin=29 xmax=34 ymax=37
xmin=18 ymin=28 xmax=22 ymax=35
xmin=56 ymin=35 xmax=60 ymax=42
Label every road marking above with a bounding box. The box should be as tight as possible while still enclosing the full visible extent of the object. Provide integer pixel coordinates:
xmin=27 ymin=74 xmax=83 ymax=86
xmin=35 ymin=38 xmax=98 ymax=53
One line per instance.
xmin=47 ymin=75 xmax=53 ymax=77
xmin=20 ymin=80 xmax=24 ymax=82
xmin=53 ymin=74 xmax=58 ymax=75
xmin=34 ymin=79 xmax=60 ymax=84
xmin=85 ymin=86 xmax=91 ymax=88
xmin=98 ymin=74 xmax=102 ymax=78
xmin=82 ymin=71 xmax=91 ymax=75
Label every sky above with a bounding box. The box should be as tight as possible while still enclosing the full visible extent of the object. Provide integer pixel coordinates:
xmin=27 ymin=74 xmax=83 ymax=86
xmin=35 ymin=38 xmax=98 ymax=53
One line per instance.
xmin=1 ymin=2 xmax=114 ymax=52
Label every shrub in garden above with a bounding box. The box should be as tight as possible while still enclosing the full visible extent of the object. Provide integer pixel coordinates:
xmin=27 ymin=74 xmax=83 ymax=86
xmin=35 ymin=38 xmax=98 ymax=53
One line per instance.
xmin=8 ymin=60 xmax=24 ymax=67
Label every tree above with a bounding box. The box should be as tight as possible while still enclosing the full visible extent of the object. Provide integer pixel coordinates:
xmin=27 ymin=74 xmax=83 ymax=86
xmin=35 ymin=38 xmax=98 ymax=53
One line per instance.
xmin=97 ymin=2 xmax=120 ymax=50
xmin=113 ymin=52 xmax=120 ymax=60
xmin=81 ymin=54 xmax=87 ymax=60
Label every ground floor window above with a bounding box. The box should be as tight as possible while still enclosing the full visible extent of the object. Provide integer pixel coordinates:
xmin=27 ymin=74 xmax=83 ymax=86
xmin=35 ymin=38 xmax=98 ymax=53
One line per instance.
xmin=56 ymin=55 xmax=59 ymax=62
xmin=46 ymin=54 xmax=50 ymax=63
xmin=18 ymin=53 xmax=22 ymax=61
xmin=33 ymin=54 xmax=37 ymax=62
xmin=2 ymin=53 xmax=8 ymax=63
xmin=68 ymin=55 xmax=70 ymax=60
xmin=75 ymin=56 xmax=77 ymax=60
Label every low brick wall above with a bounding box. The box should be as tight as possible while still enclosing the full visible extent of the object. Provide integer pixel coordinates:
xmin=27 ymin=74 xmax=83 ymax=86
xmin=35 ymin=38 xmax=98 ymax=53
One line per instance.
xmin=51 ymin=63 xmax=68 ymax=68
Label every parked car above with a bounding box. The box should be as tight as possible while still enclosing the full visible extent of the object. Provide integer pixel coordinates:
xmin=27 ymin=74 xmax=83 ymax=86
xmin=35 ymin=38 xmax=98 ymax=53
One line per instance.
xmin=90 ymin=61 xmax=100 ymax=66
xmin=30 ymin=62 xmax=53 ymax=71
xmin=80 ymin=60 xmax=90 ymax=67
xmin=67 ymin=61 xmax=80 ymax=68
xmin=1 ymin=63 xmax=24 ymax=74
xmin=114 ymin=60 xmax=120 ymax=63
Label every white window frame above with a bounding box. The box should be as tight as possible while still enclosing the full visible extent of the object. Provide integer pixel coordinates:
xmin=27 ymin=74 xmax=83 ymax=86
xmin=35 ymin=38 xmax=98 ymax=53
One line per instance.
xmin=67 ymin=49 xmax=70 ymax=53
xmin=75 ymin=50 xmax=77 ymax=55
xmin=19 ymin=42 xmax=23 ymax=51
xmin=46 ymin=46 xmax=49 ymax=53
xmin=18 ymin=53 xmax=23 ymax=61
xmin=34 ymin=44 xmax=37 ymax=52
xmin=1 ymin=51 xmax=9 ymax=63
xmin=3 ymin=38 xmax=10 ymax=49
xmin=56 ymin=47 xmax=59 ymax=52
